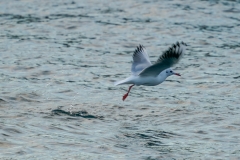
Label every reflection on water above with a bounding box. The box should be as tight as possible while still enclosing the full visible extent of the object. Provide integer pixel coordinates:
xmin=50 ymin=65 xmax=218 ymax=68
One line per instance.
xmin=1 ymin=0 xmax=240 ymax=159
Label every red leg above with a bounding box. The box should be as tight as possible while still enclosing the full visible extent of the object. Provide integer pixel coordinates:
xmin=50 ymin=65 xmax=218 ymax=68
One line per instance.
xmin=122 ymin=84 xmax=134 ymax=101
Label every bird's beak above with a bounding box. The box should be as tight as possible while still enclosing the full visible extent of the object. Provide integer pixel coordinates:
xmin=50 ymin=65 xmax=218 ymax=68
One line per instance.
xmin=174 ymin=73 xmax=181 ymax=76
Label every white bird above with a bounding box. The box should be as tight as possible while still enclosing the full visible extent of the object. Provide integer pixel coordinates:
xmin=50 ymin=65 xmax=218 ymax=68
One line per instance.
xmin=115 ymin=41 xmax=187 ymax=101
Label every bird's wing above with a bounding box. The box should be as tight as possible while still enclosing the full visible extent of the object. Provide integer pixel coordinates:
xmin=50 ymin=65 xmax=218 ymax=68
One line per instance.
xmin=131 ymin=45 xmax=152 ymax=75
xmin=139 ymin=41 xmax=187 ymax=77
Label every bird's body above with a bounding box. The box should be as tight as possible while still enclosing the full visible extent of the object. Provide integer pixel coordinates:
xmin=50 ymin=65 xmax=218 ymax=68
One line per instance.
xmin=115 ymin=41 xmax=187 ymax=101
xmin=114 ymin=69 xmax=170 ymax=86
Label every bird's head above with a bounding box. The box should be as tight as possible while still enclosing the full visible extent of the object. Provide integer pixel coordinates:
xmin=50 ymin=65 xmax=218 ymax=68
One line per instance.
xmin=165 ymin=68 xmax=181 ymax=77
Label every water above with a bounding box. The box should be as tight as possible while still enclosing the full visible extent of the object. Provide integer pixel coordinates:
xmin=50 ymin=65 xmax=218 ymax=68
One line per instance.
xmin=1 ymin=0 xmax=240 ymax=159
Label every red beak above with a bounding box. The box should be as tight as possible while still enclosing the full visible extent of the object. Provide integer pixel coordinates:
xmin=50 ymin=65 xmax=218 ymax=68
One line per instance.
xmin=174 ymin=73 xmax=181 ymax=76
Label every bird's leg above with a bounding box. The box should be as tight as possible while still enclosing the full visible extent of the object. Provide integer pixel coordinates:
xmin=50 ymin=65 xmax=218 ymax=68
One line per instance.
xmin=122 ymin=84 xmax=134 ymax=101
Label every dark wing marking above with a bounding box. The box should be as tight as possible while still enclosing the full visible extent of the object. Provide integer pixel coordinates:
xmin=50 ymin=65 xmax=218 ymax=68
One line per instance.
xmin=139 ymin=41 xmax=187 ymax=77
xmin=131 ymin=45 xmax=152 ymax=75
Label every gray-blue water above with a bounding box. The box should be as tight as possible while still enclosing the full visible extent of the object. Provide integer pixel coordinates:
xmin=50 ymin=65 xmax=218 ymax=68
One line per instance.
xmin=1 ymin=0 xmax=240 ymax=159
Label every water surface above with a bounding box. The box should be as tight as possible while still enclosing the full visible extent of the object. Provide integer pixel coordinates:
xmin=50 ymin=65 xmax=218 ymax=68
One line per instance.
xmin=1 ymin=0 xmax=240 ymax=159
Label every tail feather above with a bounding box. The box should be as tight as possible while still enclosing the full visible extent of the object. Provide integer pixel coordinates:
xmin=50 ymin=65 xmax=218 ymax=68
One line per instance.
xmin=114 ymin=79 xmax=127 ymax=86
xmin=114 ymin=76 xmax=133 ymax=86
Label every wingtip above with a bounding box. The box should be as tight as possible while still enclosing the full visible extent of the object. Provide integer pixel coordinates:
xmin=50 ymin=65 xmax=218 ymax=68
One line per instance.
xmin=138 ymin=44 xmax=144 ymax=49
xmin=134 ymin=44 xmax=145 ymax=55
xmin=179 ymin=41 xmax=188 ymax=46
xmin=173 ymin=41 xmax=187 ymax=49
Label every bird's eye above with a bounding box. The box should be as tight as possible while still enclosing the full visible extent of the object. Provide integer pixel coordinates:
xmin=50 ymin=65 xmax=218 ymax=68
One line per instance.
xmin=170 ymin=71 xmax=172 ymax=73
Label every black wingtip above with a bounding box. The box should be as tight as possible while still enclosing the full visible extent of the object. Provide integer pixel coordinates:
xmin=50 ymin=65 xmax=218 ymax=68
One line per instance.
xmin=180 ymin=41 xmax=187 ymax=46
xmin=138 ymin=44 xmax=144 ymax=49
xmin=156 ymin=41 xmax=187 ymax=62
xmin=173 ymin=41 xmax=188 ymax=48
xmin=133 ymin=44 xmax=145 ymax=56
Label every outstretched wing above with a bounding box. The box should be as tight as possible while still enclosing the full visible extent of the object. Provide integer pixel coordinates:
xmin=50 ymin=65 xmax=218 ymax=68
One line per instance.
xmin=131 ymin=45 xmax=152 ymax=75
xmin=139 ymin=41 xmax=187 ymax=77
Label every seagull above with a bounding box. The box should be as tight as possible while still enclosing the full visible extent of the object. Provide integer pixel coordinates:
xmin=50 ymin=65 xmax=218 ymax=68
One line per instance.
xmin=114 ymin=41 xmax=187 ymax=101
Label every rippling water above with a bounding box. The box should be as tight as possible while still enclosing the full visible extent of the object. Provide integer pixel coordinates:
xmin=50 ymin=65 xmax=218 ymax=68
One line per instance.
xmin=1 ymin=0 xmax=240 ymax=159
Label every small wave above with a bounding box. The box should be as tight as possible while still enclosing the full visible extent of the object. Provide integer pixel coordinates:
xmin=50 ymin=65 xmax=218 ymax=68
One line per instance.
xmin=51 ymin=108 xmax=104 ymax=119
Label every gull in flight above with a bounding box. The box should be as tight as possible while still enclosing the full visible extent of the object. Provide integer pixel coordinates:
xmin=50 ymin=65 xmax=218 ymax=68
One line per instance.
xmin=114 ymin=41 xmax=187 ymax=101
